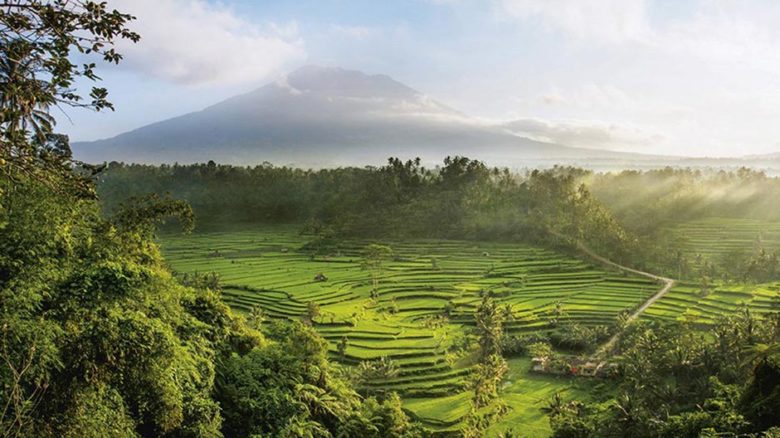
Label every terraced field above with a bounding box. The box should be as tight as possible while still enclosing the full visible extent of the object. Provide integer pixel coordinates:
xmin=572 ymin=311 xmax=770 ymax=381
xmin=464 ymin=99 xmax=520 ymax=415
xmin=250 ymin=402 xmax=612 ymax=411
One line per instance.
xmin=160 ymin=226 xmax=659 ymax=436
xmin=642 ymin=282 xmax=780 ymax=325
xmin=665 ymin=217 xmax=780 ymax=266
xmin=646 ymin=217 xmax=780 ymax=324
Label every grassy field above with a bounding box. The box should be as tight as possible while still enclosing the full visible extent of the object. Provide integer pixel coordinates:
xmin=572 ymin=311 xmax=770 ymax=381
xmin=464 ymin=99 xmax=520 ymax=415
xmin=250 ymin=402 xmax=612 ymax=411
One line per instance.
xmin=160 ymin=225 xmax=657 ymax=435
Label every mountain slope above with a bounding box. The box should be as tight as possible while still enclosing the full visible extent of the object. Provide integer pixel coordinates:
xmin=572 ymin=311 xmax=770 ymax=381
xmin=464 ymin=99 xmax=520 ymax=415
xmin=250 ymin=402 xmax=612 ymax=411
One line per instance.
xmin=74 ymin=66 xmax=644 ymax=166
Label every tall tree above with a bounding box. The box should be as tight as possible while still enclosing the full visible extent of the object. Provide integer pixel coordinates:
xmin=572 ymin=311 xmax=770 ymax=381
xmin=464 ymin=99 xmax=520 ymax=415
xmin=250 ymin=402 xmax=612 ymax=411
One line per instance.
xmin=475 ymin=295 xmax=504 ymax=361
xmin=1 ymin=0 xmax=139 ymax=181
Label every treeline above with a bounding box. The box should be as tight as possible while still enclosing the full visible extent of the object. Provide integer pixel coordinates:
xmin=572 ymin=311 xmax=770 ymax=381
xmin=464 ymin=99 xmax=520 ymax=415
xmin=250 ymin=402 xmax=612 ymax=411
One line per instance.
xmin=589 ymin=168 xmax=780 ymax=281
xmin=98 ymin=157 xmax=633 ymax=262
xmin=100 ymin=163 xmax=780 ymax=282
xmin=589 ymin=167 xmax=780 ymax=235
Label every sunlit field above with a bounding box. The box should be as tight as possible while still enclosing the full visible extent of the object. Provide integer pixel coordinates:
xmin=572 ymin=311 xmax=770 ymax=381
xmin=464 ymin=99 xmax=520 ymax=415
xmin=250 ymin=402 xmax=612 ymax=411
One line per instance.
xmin=665 ymin=218 xmax=780 ymax=268
xmin=160 ymin=225 xmax=656 ymax=434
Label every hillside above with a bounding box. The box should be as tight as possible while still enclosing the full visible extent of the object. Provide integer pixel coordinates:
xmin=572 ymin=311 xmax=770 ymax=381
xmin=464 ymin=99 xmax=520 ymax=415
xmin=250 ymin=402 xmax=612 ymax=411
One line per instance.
xmin=74 ymin=66 xmax=649 ymax=166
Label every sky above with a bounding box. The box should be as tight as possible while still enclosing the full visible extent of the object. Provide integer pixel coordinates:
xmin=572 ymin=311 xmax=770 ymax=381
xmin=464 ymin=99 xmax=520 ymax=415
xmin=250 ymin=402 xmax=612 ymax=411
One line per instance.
xmin=61 ymin=0 xmax=780 ymax=157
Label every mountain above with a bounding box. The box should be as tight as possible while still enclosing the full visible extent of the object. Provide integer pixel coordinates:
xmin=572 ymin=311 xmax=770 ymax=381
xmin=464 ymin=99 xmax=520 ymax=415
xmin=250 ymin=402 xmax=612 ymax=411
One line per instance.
xmin=742 ymin=151 xmax=780 ymax=161
xmin=74 ymin=66 xmax=651 ymax=167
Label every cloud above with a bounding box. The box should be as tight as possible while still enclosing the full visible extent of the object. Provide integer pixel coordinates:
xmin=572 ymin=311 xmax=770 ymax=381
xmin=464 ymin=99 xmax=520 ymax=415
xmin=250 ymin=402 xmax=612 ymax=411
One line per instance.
xmin=657 ymin=2 xmax=780 ymax=72
xmin=495 ymin=0 xmax=650 ymax=43
xmin=495 ymin=0 xmax=780 ymax=71
xmin=113 ymin=0 xmax=305 ymax=85
xmin=501 ymin=118 xmax=664 ymax=152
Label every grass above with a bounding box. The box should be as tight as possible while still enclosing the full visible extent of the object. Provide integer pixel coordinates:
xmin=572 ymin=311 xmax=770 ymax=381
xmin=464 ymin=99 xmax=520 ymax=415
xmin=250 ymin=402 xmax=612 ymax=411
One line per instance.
xmin=159 ymin=224 xmax=661 ymax=435
xmin=488 ymin=358 xmax=607 ymax=437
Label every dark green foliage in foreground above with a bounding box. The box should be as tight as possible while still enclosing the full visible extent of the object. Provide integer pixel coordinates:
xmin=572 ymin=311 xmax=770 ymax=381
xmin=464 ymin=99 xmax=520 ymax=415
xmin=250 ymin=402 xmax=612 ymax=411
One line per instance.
xmin=1 ymin=4 xmax=425 ymax=434
xmin=0 ymin=170 xmax=235 ymax=435
xmin=548 ymin=309 xmax=780 ymax=437
xmin=216 ymin=321 xmax=425 ymax=438
xmin=741 ymin=352 xmax=780 ymax=432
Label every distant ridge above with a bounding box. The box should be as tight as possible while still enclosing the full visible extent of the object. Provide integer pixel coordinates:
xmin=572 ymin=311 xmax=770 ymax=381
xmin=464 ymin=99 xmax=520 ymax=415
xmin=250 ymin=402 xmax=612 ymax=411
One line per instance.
xmin=74 ymin=66 xmax=660 ymax=167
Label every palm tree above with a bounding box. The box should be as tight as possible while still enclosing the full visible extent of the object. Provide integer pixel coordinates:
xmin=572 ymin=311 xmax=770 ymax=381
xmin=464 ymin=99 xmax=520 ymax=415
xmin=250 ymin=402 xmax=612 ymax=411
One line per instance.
xmin=362 ymin=244 xmax=393 ymax=296
xmin=613 ymin=393 xmax=643 ymax=436
xmin=544 ymin=392 xmax=566 ymax=416
xmin=0 ymin=40 xmax=56 ymax=149
xmin=294 ymin=383 xmax=351 ymax=421
xmin=743 ymin=342 xmax=780 ymax=368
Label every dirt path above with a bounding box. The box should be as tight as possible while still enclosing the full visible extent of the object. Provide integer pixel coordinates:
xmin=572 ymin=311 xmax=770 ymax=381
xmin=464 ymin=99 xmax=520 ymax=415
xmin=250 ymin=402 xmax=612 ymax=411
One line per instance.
xmin=594 ymin=277 xmax=675 ymax=357
xmin=558 ymin=236 xmax=676 ymax=358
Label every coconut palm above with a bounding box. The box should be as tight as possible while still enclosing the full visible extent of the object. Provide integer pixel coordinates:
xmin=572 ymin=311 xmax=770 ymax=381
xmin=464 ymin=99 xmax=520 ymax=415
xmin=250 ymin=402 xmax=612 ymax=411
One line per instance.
xmin=743 ymin=342 xmax=780 ymax=368
xmin=0 ymin=40 xmax=56 ymax=147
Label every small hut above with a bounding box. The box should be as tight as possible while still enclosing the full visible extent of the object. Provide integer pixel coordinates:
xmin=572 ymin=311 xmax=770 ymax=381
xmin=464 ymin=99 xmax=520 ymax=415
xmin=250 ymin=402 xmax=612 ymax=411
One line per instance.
xmin=531 ymin=357 xmax=548 ymax=372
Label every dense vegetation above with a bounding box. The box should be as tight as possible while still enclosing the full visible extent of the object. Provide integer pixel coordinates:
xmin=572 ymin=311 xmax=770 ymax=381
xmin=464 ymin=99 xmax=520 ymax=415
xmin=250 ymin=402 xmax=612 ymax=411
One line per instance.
xmin=98 ymin=159 xmax=632 ymax=261
xmin=590 ymin=167 xmax=780 ymax=233
xmin=101 ymin=163 xmax=780 ymax=284
xmin=550 ymin=310 xmax=780 ymax=437
xmin=99 ymin=162 xmax=780 ymax=436
xmin=1 ymin=175 xmax=424 ymax=436
xmin=0 ymin=3 xmax=423 ymax=437
xmin=589 ymin=168 xmax=780 ymax=282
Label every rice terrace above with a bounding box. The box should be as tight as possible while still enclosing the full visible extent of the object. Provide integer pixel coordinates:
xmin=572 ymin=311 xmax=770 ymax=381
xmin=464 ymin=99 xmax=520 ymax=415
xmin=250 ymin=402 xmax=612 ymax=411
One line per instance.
xmin=159 ymin=221 xmax=780 ymax=436
xmin=161 ymin=226 xmax=659 ymax=436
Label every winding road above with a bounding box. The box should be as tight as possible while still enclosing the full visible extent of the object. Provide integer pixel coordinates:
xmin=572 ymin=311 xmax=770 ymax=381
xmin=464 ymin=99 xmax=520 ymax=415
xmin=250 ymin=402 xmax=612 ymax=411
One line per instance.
xmin=557 ymin=235 xmax=676 ymax=358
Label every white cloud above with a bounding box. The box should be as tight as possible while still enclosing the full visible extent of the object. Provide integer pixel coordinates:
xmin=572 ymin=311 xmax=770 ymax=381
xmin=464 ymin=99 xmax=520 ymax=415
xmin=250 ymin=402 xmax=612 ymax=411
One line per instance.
xmin=480 ymin=1 xmax=780 ymax=156
xmin=114 ymin=0 xmax=305 ymax=85
xmin=501 ymin=118 xmax=664 ymax=152
xmin=495 ymin=0 xmax=650 ymax=43
xmin=496 ymin=0 xmax=780 ymax=71
xmin=657 ymin=2 xmax=780 ymax=72
xmin=538 ymin=88 xmax=566 ymax=105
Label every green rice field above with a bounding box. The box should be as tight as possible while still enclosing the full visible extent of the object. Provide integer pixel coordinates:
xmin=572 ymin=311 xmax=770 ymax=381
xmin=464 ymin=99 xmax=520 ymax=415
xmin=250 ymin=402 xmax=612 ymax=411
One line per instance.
xmin=643 ymin=281 xmax=780 ymax=325
xmin=665 ymin=217 xmax=780 ymax=266
xmin=648 ymin=217 xmax=780 ymax=324
xmin=160 ymin=225 xmax=659 ymax=436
